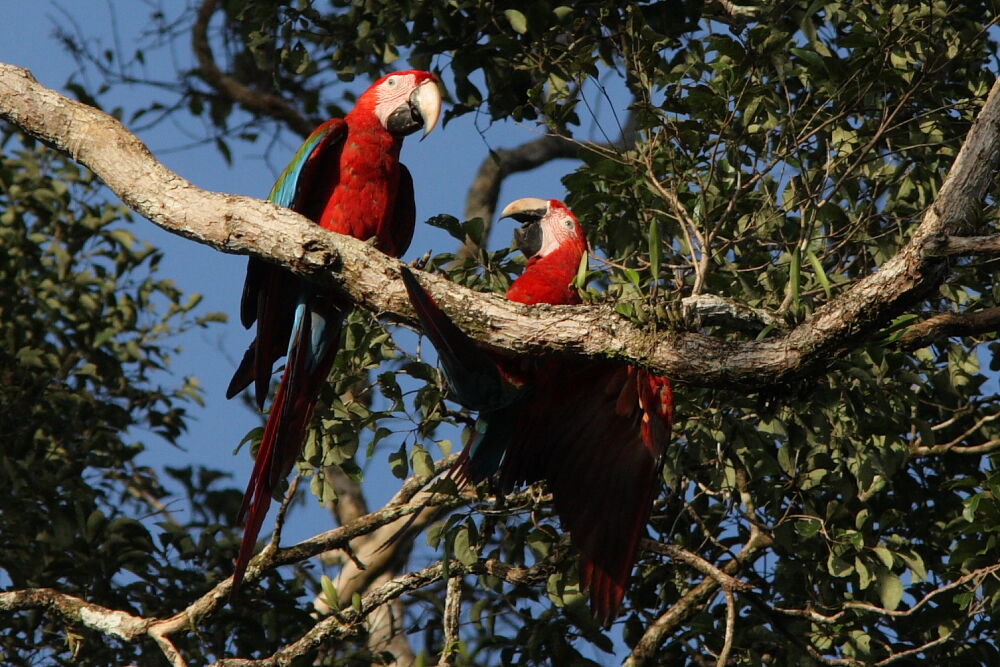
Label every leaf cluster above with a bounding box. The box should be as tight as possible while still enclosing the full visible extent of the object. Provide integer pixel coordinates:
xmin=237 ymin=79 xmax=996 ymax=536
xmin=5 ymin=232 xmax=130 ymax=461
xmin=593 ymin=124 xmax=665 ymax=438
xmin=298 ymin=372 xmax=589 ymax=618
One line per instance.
xmin=0 ymin=132 xmax=313 ymax=664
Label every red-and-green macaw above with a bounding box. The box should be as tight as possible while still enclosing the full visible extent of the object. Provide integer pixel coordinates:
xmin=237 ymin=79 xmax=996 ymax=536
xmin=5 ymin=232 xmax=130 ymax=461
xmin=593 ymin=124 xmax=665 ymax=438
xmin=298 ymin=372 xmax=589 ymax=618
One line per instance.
xmin=401 ymin=198 xmax=675 ymax=625
xmin=227 ymin=70 xmax=441 ymax=594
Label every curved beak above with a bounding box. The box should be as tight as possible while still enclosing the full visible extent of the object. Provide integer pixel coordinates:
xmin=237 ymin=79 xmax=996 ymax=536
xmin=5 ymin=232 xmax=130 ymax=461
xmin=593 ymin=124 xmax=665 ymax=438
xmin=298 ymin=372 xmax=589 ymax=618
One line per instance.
xmin=413 ymin=79 xmax=442 ymax=138
xmin=500 ymin=197 xmax=549 ymax=258
xmin=499 ymin=197 xmax=549 ymax=223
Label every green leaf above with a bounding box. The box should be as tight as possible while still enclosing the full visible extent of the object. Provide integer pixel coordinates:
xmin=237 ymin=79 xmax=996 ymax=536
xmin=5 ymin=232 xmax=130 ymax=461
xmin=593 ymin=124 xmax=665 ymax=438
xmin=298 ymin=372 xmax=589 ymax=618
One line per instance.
xmin=963 ymin=494 xmax=981 ymax=522
xmin=504 ymin=9 xmax=528 ymax=34
xmin=411 ymin=444 xmax=434 ymax=479
xmin=788 ymin=246 xmax=801 ymax=308
xmin=437 ymin=439 xmax=453 ymax=456
xmin=790 ymin=47 xmax=825 ymax=70
xmin=453 ymin=525 xmax=477 ymax=566
xmin=388 ymin=442 xmax=408 ymax=479
xmin=794 ymin=517 xmax=821 ymax=538
xmin=320 ymin=575 xmax=340 ymax=609
xmin=877 ymin=570 xmax=904 ymax=611
xmin=899 ymin=550 xmax=927 ymax=583
xmin=648 ymin=221 xmax=661 ymax=282
xmin=805 ymin=250 xmax=831 ymax=299
xmin=573 ymin=250 xmax=590 ymax=291
xmin=827 ymin=553 xmax=854 ymax=578
xmin=873 ymin=546 xmax=894 ymax=569
xmin=856 ymin=558 xmax=872 ymax=590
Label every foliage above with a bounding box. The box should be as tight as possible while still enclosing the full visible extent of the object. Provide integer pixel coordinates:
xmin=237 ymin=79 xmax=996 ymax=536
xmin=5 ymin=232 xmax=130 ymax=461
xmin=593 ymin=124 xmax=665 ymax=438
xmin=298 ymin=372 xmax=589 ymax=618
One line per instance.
xmin=6 ymin=1 xmax=1000 ymax=665
xmin=0 ymin=131 xmax=315 ymax=664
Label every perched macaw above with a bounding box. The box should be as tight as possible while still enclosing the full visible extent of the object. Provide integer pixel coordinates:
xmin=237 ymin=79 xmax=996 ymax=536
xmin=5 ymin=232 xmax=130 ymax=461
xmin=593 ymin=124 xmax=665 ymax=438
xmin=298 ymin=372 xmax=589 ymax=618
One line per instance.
xmin=227 ymin=70 xmax=441 ymax=594
xmin=400 ymin=198 xmax=675 ymax=625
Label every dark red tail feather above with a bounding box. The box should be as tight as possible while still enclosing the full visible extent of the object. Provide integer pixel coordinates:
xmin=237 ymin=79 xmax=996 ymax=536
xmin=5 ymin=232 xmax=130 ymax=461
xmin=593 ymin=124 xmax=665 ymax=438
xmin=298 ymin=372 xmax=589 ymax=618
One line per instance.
xmin=229 ymin=301 xmax=341 ymax=598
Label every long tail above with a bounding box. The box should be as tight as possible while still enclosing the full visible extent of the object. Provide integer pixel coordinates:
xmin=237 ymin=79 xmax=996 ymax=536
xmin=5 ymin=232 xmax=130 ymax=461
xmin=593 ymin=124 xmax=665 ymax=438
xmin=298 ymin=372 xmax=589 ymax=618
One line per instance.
xmin=230 ymin=291 xmax=343 ymax=597
xmin=227 ymin=258 xmax=296 ymax=409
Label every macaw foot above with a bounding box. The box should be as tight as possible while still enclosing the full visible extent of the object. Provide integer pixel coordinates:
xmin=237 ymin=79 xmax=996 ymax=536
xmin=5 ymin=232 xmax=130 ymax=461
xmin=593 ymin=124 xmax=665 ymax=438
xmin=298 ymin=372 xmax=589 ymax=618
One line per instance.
xmin=410 ymin=250 xmax=432 ymax=271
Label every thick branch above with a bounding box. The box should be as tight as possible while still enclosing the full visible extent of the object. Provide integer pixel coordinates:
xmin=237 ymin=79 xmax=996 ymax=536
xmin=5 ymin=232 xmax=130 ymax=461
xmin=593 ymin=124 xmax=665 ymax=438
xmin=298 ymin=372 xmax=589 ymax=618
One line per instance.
xmin=3 ymin=62 xmax=1000 ymax=389
xmin=681 ymin=293 xmax=783 ymax=334
xmin=439 ymin=576 xmax=463 ymax=666
xmin=0 ymin=588 xmax=185 ymax=666
xmin=0 ymin=588 xmax=148 ymax=640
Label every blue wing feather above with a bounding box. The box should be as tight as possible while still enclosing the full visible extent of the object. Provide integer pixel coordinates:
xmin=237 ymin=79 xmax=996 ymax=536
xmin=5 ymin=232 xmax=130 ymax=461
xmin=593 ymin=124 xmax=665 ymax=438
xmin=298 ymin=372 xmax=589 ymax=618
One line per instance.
xmin=268 ymin=119 xmax=347 ymax=208
xmin=227 ymin=119 xmax=348 ymax=404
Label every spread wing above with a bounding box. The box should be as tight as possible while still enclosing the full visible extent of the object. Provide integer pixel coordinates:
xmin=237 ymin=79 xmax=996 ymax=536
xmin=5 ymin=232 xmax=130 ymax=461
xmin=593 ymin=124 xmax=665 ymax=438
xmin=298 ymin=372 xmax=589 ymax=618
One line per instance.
xmin=499 ymin=362 xmax=674 ymax=625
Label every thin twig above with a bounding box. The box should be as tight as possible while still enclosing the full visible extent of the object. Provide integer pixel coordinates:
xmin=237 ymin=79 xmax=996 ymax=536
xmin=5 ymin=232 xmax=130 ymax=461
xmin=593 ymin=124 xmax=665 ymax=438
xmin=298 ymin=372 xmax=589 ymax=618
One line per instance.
xmin=716 ymin=590 xmax=736 ymax=667
xmin=440 ymin=576 xmax=463 ymax=666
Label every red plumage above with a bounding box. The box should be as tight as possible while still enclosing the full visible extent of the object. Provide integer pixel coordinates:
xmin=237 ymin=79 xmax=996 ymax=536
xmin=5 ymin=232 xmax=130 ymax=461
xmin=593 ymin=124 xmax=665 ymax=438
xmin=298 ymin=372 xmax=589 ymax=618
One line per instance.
xmin=228 ymin=70 xmax=440 ymax=595
xmin=402 ymin=198 xmax=674 ymax=624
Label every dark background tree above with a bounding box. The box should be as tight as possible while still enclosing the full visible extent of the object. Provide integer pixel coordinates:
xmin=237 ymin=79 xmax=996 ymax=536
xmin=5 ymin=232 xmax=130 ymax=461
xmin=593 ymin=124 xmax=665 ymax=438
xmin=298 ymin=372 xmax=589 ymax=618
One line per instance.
xmin=3 ymin=1 xmax=1000 ymax=665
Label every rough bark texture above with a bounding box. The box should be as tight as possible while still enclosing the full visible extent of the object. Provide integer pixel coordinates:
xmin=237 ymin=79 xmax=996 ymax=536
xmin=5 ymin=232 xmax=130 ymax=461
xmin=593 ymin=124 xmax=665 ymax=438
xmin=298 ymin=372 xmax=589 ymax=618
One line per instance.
xmin=3 ymin=64 xmax=1000 ymax=390
xmin=901 ymin=306 xmax=1000 ymax=350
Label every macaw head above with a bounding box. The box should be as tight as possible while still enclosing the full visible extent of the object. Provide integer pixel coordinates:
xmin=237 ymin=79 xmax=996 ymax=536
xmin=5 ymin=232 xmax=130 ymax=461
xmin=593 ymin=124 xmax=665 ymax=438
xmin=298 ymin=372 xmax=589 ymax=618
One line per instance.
xmin=500 ymin=197 xmax=587 ymax=259
xmin=360 ymin=70 xmax=442 ymax=137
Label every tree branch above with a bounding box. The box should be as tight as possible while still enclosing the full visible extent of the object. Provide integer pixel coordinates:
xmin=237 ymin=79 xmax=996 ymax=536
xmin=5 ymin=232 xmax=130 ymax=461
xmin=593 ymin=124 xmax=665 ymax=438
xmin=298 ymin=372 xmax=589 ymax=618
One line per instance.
xmin=717 ymin=590 xmax=736 ymax=667
xmin=3 ymin=62 xmax=1000 ymax=390
xmin=439 ymin=576 xmax=463 ymax=666
xmin=212 ymin=555 xmax=558 ymax=666
xmin=0 ymin=588 xmax=186 ymax=666
xmin=191 ymin=0 xmax=314 ymax=138
xmin=900 ymin=306 xmax=1000 ymax=349
xmin=924 ymin=233 xmax=1000 ymax=257
xmin=681 ymin=293 xmax=784 ymax=334
xmin=624 ymin=530 xmax=773 ymax=667
xmin=0 ymin=588 xmax=148 ymax=640
xmin=641 ymin=539 xmax=753 ymax=593
xmin=0 ymin=471 xmax=473 ymax=665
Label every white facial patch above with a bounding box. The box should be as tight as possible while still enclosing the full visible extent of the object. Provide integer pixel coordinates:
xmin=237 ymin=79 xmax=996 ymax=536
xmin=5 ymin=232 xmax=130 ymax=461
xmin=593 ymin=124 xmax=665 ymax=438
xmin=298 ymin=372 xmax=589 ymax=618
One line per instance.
xmin=538 ymin=207 xmax=581 ymax=257
xmin=374 ymin=73 xmax=417 ymax=128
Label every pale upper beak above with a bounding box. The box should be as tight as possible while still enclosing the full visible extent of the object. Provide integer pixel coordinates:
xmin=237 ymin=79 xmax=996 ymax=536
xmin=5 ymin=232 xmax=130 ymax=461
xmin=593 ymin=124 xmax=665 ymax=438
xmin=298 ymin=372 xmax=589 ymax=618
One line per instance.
xmin=415 ymin=79 xmax=442 ymax=138
xmin=499 ymin=197 xmax=550 ymax=222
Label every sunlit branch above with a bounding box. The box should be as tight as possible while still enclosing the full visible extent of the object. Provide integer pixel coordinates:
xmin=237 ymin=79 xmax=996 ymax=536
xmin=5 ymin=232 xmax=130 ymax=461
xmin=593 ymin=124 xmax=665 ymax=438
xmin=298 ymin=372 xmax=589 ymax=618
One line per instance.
xmin=4 ymin=62 xmax=1000 ymax=389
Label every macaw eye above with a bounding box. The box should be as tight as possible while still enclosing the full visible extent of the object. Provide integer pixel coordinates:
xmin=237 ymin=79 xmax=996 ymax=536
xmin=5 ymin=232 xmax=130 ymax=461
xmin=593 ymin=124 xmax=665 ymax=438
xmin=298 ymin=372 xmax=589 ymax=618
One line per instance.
xmin=385 ymin=76 xmax=398 ymax=87
xmin=565 ymin=220 xmax=573 ymax=228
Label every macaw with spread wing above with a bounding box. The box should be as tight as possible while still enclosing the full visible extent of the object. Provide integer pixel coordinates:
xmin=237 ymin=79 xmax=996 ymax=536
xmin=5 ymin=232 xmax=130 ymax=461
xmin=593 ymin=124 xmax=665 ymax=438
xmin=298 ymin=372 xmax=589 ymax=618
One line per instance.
xmin=227 ymin=70 xmax=441 ymax=594
xmin=400 ymin=198 xmax=674 ymax=625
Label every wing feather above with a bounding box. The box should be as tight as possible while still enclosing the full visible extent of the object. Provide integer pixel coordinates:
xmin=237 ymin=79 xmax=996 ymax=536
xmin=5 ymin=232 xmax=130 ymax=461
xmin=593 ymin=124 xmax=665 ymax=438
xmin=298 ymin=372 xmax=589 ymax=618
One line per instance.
xmin=498 ymin=360 xmax=674 ymax=624
xmin=227 ymin=120 xmax=347 ymax=406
